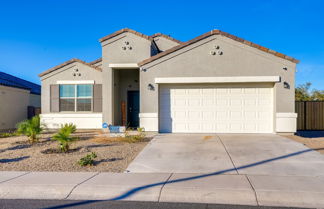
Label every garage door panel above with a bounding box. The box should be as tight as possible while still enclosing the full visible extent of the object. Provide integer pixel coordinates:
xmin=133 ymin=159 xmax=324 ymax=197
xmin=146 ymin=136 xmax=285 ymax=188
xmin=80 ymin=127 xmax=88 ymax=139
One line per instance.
xmin=202 ymin=111 xmax=215 ymax=120
xmin=244 ymin=111 xmax=257 ymax=118
xmin=230 ymin=111 xmax=243 ymax=119
xmin=244 ymin=124 xmax=257 ymax=131
xmin=159 ymin=84 xmax=273 ymax=133
xmin=244 ymin=99 xmax=257 ymax=105
xmin=216 ymin=99 xmax=228 ymax=105
xmin=216 ymin=111 xmax=228 ymax=118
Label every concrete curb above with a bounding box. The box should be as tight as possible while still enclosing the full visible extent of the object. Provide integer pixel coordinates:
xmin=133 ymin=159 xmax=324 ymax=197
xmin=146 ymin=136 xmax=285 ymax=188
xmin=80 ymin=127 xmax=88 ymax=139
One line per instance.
xmin=248 ymin=175 xmax=324 ymax=208
xmin=68 ymin=173 xmax=171 ymax=201
xmin=159 ymin=174 xmax=257 ymax=206
xmin=0 ymin=171 xmax=324 ymax=208
xmin=0 ymin=172 xmax=98 ymax=199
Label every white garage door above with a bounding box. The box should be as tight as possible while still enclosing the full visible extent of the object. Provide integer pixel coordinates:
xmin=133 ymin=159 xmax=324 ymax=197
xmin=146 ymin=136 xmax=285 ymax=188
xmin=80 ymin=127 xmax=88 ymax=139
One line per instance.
xmin=159 ymin=84 xmax=274 ymax=133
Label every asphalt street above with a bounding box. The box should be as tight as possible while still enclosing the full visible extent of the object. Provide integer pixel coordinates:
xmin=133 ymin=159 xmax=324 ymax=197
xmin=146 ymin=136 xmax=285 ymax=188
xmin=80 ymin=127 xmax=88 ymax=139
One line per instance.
xmin=0 ymin=199 xmax=309 ymax=209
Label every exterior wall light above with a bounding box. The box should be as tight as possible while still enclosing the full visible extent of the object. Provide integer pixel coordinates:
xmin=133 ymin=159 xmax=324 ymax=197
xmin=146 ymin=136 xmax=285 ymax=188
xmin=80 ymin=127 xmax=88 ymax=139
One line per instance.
xmin=283 ymin=67 xmax=288 ymax=71
xmin=283 ymin=82 xmax=290 ymax=89
xmin=147 ymin=83 xmax=155 ymax=91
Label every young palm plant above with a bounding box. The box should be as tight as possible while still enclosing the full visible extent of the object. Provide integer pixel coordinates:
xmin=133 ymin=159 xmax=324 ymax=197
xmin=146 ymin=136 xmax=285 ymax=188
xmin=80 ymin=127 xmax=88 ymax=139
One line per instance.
xmin=52 ymin=123 xmax=77 ymax=152
xmin=16 ymin=115 xmax=43 ymax=143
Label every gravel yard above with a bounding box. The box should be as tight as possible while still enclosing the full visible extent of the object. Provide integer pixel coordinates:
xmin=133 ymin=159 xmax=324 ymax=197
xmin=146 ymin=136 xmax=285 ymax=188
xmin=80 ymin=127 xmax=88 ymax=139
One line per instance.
xmin=0 ymin=131 xmax=151 ymax=172
xmin=283 ymin=131 xmax=324 ymax=154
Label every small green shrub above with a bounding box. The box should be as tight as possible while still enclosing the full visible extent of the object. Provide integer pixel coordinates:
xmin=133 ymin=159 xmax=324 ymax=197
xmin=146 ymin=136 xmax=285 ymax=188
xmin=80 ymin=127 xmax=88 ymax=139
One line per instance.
xmin=78 ymin=152 xmax=97 ymax=166
xmin=52 ymin=123 xmax=77 ymax=152
xmin=16 ymin=115 xmax=43 ymax=143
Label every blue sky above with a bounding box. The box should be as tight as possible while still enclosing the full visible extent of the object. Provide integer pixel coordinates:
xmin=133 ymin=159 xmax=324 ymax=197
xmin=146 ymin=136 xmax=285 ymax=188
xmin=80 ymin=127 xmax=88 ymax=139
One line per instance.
xmin=0 ymin=0 xmax=323 ymax=89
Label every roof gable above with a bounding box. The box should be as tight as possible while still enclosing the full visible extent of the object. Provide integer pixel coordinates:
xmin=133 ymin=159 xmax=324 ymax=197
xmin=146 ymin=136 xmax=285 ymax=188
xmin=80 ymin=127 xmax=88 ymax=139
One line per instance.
xmin=150 ymin=33 xmax=182 ymax=44
xmin=38 ymin=58 xmax=102 ymax=77
xmin=89 ymin=58 xmax=102 ymax=65
xmin=139 ymin=30 xmax=299 ymax=66
xmin=99 ymin=28 xmax=152 ymax=43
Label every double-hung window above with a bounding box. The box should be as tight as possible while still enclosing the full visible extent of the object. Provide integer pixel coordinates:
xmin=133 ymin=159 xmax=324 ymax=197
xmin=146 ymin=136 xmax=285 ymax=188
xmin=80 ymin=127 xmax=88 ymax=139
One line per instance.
xmin=59 ymin=84 xmax=93 ymax=112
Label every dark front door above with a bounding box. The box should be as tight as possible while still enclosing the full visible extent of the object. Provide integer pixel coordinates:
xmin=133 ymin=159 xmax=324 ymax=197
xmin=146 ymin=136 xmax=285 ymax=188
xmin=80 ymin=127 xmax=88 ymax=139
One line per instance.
xmin=127 ymin=91 xmax=140 ymax=128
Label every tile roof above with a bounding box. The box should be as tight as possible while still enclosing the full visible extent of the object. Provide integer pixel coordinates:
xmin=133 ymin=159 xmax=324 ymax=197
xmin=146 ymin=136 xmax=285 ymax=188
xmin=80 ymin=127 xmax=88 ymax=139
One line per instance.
xmin=38 ymin=58 xmax=102 ymax=77
xmin=89 ymin=58 xmax=102 ymax=65
xmin=99 ymin=28 xmax=152 ymax=43
xmin=0 ymin=72 xmax=41 ymax=94
xmin=150 ymin=33 xmax=182 ymax=44
xmin=139 ymin=29 xmax=299 ymax=66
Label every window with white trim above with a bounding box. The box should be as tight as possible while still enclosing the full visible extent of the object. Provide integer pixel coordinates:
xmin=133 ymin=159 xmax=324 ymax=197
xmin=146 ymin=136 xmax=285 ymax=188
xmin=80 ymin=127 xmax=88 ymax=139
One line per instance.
xmin=59 ymin=84 xmax=93 ymax=112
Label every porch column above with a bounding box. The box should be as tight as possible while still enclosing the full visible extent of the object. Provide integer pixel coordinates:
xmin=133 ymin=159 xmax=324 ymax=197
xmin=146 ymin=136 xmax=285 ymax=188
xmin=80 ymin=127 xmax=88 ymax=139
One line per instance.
xmin=102 ymin=67 xmax=114 ymax=125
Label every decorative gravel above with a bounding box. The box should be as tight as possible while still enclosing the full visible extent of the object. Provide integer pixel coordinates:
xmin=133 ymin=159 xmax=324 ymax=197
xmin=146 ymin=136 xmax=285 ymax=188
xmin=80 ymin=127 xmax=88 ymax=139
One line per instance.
xmin=283 ymin=132 xmax=324 ymax=155
xmin=0 ymin=131 xmax=151 ymax=172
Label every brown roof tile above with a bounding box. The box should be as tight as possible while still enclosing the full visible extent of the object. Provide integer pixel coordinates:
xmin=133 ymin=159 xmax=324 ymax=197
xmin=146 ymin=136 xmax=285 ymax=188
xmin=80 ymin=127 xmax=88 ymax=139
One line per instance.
xmin=89 ymin=57 xmax=102 ymax=65
xmin=138 ymin=29 xmax=299 ymax=66
xmin=39 ymin=58 xmax=102 ymax=77
xmin=99 ymin=28 xmax=152 ymax=43
xmin=275 ymin=52 xmax=286 ymax=58
xmin=150 ymin=33 xmax=182 ymax=44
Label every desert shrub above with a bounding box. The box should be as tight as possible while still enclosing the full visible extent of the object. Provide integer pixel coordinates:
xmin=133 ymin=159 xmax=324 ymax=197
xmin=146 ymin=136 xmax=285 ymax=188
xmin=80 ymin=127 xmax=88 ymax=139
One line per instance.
xmin=60 ymin=123 xmax=76 ymax=134
xmin=52 ymin=123 xmax=77 ymax=152
xmin=124 ymin=127 xmax=146 ymax=143
xmin=0 ymin=132 xmax=18 ymax=138
xmin=16 ymin=115 xmax=43 ymax=143
xmin=78 ymin=152 xmax=97 ymax=166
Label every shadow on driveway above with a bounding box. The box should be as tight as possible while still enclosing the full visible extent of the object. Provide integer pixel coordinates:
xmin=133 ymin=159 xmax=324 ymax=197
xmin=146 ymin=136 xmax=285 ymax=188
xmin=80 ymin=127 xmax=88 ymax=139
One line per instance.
xmin=44 ymin=147 xmax=324 ymax=209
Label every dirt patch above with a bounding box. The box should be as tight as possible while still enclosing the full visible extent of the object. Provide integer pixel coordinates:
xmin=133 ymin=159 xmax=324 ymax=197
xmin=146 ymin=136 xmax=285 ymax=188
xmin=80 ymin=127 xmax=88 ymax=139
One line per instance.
xmin=203 ymin=136 xmax=214 ymax=140
xmin=0 ymin=131 xmax=151 ymax=172
xmin=283 ymin=133 xmax=324 ymax=154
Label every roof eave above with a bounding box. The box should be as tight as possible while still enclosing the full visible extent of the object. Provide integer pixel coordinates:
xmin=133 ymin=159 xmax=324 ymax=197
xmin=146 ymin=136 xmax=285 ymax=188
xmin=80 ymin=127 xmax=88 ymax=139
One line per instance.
xmin=150 ymin=33 xmax=182 ymax=44
xmin=139 ymin=29 xmax=299 ymax=67
xmin=39 ymin=58 xmax=102 ymax=78
xmin=99 ymin=28 xmax=152 ymax=43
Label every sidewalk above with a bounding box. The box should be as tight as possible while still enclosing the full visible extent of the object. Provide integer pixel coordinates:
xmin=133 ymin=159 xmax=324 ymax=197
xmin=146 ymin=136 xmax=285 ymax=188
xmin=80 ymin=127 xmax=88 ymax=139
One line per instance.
xmin=1 ymin=171 xmax=324 ymax=208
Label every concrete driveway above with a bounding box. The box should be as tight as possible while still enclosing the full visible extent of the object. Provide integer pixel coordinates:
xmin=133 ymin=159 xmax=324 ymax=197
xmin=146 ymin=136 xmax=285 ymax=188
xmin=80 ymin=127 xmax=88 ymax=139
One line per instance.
xmin=126 ymin=134 xmax=324 ymax=176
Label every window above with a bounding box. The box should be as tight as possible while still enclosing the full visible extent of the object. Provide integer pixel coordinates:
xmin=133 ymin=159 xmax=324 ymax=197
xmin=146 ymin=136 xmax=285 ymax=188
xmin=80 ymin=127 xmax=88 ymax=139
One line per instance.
xmin=59 ymin=84 xmax=93 ymax=112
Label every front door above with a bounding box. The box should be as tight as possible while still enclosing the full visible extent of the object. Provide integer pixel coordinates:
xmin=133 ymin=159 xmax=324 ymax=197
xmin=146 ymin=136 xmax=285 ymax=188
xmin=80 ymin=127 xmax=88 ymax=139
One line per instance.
xmin=127 ymin=91 xmax=140 ymax=128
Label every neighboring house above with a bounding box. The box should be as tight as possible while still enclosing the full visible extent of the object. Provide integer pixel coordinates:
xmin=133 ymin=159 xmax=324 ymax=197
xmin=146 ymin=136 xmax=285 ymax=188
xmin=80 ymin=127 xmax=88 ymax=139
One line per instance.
xmin=0 ymin=72 xmax=41 ymax=130
xmin=39 ymin=28 xmax=299 ymax=134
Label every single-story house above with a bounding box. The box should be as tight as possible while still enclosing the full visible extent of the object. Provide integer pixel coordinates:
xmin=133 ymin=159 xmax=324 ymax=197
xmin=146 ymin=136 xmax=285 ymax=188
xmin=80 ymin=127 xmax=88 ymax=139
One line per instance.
xmin=39 ymin=28 xmax=299 ymax=134
xmin=0 ymin=72 xmax=41 ymax=130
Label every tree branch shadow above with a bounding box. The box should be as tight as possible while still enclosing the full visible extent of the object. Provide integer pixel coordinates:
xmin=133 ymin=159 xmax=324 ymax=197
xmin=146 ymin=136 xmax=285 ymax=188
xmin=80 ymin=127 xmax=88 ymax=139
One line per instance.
xmin=94 ymin=157 xmax=123 ymax=166
xmin=41 ymin=147 xmax=324 ymax=209
xmin=0 ymin=156 xmax=30 ymax=163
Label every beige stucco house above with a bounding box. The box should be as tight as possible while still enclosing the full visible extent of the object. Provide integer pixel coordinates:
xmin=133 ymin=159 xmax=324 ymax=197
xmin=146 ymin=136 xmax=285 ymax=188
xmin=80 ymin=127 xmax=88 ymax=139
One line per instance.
xmin=39 ymin=28 xmax=299 ymax=134
xmin=0 ymin=72 xmax=41 ymax=130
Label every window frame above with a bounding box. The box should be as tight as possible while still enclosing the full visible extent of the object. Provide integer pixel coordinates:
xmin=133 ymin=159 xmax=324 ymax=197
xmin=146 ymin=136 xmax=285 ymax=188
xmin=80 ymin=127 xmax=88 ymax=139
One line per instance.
xmin=59 ymin=84 xmax=93 ymax=112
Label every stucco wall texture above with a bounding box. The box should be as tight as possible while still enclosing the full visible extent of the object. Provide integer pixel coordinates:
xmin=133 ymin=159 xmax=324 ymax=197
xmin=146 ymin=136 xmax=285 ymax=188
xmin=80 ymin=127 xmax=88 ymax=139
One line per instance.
xmin=40 ymin=62 xmax=103 ymax=114
xmin=140 ymin=35 xmax=296 ymax=114
xmin=101 ymin=32 xmax=153 ymax=124
xmin=39 ymin=30 xmax=297 ymax=132
xmin=0 ymin=85 xmax=40 ymax=130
